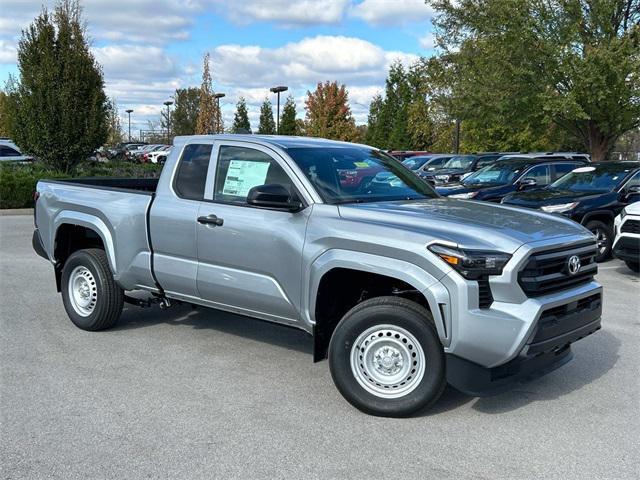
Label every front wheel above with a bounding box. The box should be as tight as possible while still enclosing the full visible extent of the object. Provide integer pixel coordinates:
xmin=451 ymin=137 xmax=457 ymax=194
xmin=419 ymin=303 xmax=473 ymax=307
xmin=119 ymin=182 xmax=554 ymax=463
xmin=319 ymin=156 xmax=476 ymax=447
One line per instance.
xmin=61 ymin=248 xmax=124 ymax=331
xmin=328 ymin=297 xmax=446 ymax=417
xmin=585 ymin=220 xmax=613 ymax=262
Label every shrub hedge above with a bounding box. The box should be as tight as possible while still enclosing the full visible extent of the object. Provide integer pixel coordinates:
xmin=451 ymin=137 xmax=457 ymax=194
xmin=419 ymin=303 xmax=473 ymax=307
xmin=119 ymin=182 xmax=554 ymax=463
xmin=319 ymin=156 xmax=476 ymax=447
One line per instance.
xmin=0 ymin=161 xmax=163 ymax=209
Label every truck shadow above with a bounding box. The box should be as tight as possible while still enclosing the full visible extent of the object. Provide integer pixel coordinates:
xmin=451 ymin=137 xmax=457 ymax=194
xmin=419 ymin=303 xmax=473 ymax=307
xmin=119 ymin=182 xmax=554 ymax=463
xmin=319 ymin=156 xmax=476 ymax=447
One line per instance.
xmin=115 ymin=302 xmax=313 ymax=355
xmin=115 ymin=302 xmax=620 ymax=416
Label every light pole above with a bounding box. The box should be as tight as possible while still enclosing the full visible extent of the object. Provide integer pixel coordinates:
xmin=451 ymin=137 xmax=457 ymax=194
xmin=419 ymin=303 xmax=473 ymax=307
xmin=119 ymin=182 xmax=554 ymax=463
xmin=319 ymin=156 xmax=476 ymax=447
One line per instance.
xmin=270 ymin=86 xmax=288 ymax=134
xmin=163 ymin=101 xmax=173 ymax=144
xmin=213 ymin=93 xmax=225 ymax=133
xmin=125 ymin=109 xmax=133 ymax=141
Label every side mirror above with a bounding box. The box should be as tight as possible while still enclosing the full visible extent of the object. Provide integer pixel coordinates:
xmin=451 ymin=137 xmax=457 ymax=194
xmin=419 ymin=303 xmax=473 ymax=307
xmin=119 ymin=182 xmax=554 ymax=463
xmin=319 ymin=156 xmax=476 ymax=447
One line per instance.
xmin=247 ymin=184 xmax=302 ymax=212
xmin=518 ymin=178 xmax=537 ymax=190
xmin=624 ymin=185 xmax=640 ymax=198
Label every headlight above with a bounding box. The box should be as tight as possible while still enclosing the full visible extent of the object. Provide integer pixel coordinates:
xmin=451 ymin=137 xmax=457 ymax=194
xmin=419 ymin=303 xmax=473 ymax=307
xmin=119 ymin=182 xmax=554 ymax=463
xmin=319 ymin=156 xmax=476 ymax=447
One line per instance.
xmin=620 ymin=207 xmax=627 ymax=219
xmin=540 ymin=202 xmax=579 ymax=213
xmin=428 ymin=244 xmax=511 ymax=280
xmin=449 ymin=191 xmax=478 ymax=199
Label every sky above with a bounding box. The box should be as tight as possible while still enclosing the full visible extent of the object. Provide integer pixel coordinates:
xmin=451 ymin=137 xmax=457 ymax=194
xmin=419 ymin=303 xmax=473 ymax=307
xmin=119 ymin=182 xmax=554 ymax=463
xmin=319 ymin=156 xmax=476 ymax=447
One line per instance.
xmin=0 ymin=0 xmax=437 ymax=135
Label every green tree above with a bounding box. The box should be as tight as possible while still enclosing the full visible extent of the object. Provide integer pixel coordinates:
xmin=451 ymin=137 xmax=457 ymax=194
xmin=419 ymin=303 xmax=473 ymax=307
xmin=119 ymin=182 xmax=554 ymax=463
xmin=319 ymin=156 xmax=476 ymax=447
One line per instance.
xmin=365 ymin=94 xmax=384 ymax=147
xmin=171 ymin=87 xmax=200 ymax=136
xmin=231 ymin=96 xmax=251 ymax=133
xmin=427 ymin=0 xmax=640 ymax=160
xmin=0 ymin=90 xmax=12 ymax=137
xmin=195 ymin=53 xmax=222 ymax=134
xmin=279 ymin=95 xmax=298 ymax=135
xmin=305 ymin=81 xmax=357 ymax=141
xmin=7 ymin=0 xmax=108 ymax=172
xmin=105 ymin=98 xmax=123 ymax=146
xmin=258 ymin=98 xmax=276 ymax=134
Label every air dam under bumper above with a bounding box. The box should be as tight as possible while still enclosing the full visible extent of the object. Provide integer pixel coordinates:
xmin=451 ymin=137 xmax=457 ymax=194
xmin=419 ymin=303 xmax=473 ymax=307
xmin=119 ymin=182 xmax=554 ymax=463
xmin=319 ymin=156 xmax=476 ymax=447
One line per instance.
xmin=446 ymin=292 xmax=601 ymax=396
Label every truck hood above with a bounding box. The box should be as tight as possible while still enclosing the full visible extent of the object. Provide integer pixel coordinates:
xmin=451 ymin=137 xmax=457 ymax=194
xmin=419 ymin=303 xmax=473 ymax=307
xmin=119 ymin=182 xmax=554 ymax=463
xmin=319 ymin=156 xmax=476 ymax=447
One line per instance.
xmin=338 ymin=198 xmax=592 ymax=253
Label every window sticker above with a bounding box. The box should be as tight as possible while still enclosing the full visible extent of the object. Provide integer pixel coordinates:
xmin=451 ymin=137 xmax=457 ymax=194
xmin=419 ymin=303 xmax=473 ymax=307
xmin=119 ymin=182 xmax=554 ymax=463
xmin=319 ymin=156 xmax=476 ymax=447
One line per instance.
xmin=354 ymin=161 xmax=370 ymax=168
xmin=222 ymin=160 xmax=270 ymax=197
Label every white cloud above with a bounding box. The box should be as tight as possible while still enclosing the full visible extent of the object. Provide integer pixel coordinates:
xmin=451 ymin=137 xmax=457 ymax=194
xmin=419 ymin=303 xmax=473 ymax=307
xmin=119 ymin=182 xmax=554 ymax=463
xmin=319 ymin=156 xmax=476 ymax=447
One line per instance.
xmin=93 ymin=45 xmax=180 ymax=82
xmin=215 ymin=0 xmax=349 ymax=26
xmin=351 ymin=0 xmax=433 ymax=25
xmin=0 ymin=40 xmax=17 ymax=64
xmin=211 ymin=35 xmax=418 ymax=88
xmin=419 ymin=32 xmax=436 ymax=49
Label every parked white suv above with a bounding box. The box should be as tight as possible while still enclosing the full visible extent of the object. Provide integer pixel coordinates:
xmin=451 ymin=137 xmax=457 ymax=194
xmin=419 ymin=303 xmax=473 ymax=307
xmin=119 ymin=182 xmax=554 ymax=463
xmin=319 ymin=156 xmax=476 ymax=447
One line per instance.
xmin=0 ymin=139 xmax=32 ymax=162
xmin=613 ymin=202 xmax=640 ymax=272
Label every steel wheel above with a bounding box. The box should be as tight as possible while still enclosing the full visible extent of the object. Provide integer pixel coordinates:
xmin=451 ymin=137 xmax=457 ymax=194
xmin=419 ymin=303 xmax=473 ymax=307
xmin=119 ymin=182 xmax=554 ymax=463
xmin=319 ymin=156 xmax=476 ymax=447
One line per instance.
xmin=67 ymin=266 xmax=98 ymax=317
xmin=350 ymin=324 xmax=426 ymax=399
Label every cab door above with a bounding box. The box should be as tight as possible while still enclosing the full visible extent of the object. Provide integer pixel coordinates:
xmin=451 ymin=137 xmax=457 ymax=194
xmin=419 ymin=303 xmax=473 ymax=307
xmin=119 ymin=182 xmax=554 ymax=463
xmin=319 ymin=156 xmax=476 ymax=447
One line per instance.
xmin=195 ymin=142 xmax=311 ymax=324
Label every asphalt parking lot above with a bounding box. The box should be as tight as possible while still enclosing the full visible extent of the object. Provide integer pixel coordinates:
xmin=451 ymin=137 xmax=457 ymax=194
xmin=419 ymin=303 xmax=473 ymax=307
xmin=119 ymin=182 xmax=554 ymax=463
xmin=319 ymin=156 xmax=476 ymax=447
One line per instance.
xmin=1 ymin=214 xmax=639 ymax=479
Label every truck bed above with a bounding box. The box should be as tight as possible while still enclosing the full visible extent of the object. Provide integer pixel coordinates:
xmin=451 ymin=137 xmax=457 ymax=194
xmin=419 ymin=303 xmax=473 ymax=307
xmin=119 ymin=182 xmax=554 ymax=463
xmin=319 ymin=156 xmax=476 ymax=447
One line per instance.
xmin=44 ymin=177 xmax=159 ymax=193
xmin=35 ymin=177 xmax=159 ymax=291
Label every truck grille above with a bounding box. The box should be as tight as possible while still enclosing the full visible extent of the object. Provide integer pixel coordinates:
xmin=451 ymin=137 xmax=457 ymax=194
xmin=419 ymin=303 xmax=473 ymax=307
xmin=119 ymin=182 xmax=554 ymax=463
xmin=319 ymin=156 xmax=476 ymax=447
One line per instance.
xmin=518 ymin=241 xmax=598 ymax=297
xmin=621 ymin=219 xmax=640 ymax=234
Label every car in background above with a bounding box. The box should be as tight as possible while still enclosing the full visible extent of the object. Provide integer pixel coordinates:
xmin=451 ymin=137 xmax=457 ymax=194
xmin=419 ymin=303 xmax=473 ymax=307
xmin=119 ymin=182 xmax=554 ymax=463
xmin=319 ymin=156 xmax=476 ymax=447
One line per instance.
xmin=123 ymin=143 xmax=149 ymax=161
xmin=613 ymin=202 xmax=640 ymax=272
xmin=335 ymin=156 xmax=385 ymax=191
xmin=387 ymin=150 xmax=432 ymax=161
xmin=420 ymin=153 xmax=505 ymax=185
xmin=438 ymin=156 xmax=588 ymax=202
xmin=0 ymin=139 xmax=33 ymax=162
xmin=131 ymin=144 xmax=165 ymax=163
xmin=146 ymin=146 xmax=171 ymax=164
xmin=402 ymin=154 xmax=455 ymax=176
xmin=502 ymin=162 xmax=640 ymax=261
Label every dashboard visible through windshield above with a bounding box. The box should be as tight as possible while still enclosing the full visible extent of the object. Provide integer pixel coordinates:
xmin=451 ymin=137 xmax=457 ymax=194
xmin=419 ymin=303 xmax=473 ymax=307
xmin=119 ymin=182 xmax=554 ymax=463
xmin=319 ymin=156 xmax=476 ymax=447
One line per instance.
xmin=287 ymin=147 xmax=438 ymax=204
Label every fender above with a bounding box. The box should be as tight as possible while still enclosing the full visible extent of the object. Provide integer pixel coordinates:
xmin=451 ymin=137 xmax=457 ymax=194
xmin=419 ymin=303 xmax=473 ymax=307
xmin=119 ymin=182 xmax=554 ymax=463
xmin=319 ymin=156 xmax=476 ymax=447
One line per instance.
xmin=581 ymin=210 xmax=614 ymax=225
xmin=52 ymin=211 xmax=117 ymax=273
xmin=304 ymin=249 xmax=452 ymax=347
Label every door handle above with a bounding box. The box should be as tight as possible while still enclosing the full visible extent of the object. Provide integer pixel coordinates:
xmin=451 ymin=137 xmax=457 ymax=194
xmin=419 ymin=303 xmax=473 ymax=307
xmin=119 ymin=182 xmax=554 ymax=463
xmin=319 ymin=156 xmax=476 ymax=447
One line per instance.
xmin=197 ymin=214 xmax=224 ymax=226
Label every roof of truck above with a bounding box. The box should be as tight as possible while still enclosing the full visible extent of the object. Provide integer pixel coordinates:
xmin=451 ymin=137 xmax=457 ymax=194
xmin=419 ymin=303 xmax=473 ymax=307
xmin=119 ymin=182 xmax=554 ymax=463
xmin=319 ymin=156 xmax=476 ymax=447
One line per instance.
xmin=175 ymin=134 xmax=366 ymax=150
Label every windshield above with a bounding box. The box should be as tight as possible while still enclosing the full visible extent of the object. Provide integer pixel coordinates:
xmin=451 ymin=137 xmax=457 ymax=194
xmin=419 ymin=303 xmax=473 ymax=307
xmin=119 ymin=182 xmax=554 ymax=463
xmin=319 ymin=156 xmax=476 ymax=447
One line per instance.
xmin=549 ymin=165 xmax=634 ymax=192
xmin=402 ymin=156 xmax=431 ymax=170
xmin=442 ymin=155 xmax=475 ymax=170
xmin=287 ymin=147 xmax=438 ymax=204
xmin=462 ymin=161 xmax=529 ymax=186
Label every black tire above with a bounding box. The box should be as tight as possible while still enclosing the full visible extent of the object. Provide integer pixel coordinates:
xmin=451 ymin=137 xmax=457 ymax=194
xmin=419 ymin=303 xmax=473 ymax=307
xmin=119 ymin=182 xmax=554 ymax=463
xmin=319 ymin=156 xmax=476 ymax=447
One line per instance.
xmin=624 ymin=260 xmax=639 ymax=273
xmin=585 ymin=220 xmax=613 ymax=262
xmin=328 ymin=296 xmax=446 ymax=417
xmin=61 ymin=248 xmax=124 ymax=331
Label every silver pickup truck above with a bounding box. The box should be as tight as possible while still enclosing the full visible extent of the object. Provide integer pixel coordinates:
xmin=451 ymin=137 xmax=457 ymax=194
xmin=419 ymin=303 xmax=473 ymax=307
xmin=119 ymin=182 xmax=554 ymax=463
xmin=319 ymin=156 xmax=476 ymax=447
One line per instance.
xmin=33 ymin=135 xmax=603 ymax=416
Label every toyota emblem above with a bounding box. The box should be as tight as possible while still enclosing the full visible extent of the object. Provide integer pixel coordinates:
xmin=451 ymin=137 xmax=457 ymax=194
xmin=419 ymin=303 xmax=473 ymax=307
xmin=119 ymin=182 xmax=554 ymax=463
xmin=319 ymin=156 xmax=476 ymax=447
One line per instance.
xmin=567 ymin=255 xmax=581 ymax=275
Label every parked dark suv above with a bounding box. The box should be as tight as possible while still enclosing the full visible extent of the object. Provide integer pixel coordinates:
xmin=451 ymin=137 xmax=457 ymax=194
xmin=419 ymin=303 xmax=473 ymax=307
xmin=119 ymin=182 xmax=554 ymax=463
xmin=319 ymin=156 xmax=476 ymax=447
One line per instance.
xmin=502 ymin=162 xmax=640 ymax=261
xmin=438 ymin=156 xmax=589 ymax=202
xmin=402 ymin=154 xmax=455 ymax=175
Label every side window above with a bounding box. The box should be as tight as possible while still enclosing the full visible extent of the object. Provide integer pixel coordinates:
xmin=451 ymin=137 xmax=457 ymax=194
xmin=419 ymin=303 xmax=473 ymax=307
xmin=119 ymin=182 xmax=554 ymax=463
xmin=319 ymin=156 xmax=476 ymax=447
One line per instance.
xmin=623 ymin=171 xmax=640 ymax=190
xmin=553 ymin=163 xmax=580 ymax=180
xmin=174 ymin=144 xmax=213 ymax=200
xmin=523 ymin=164 xmax=551 ymax=185
xmin=0 ymin=146 xmax=19 ymax=157
xmin=476 ymin=157 xmax=496 ymax=169
xmin=214 ymin=146 xmax=295 ymax=205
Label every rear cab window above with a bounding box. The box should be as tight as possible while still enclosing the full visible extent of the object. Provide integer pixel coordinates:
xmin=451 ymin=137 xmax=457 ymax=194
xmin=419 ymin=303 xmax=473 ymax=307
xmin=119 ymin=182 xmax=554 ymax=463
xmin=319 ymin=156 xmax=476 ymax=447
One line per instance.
xmin=174 ymin=144 xmax=213 ymax=200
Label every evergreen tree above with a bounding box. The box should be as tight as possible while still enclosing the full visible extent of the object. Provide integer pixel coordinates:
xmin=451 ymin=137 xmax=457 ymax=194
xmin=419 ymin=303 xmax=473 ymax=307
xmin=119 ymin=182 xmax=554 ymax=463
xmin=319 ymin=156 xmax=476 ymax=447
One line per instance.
xmin=365 ymin=94 xmax=384 ymax=147
xmin=258 ymin=98 xmax=276 ymax=134
xmin=8 ymin=0 xmax=108 ymax=172
xmin=195 ymin=53 xmax=221 ymax=134
xmin=305 ymin=81 xmax=357 ymax=141
xmin=105 ymin=98 xmax=123 ymax=146
xmin=170 ymin=87 xmax=200 ymax=136
xmin=232 ymin=97 xmax=251 ymax=133
xmin=279 ymin=95 xmax=297 ymax=135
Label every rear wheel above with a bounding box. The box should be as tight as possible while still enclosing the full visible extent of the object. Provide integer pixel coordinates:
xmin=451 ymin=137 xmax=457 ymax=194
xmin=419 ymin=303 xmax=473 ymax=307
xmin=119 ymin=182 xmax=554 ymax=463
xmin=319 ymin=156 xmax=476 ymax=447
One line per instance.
xmin=61 ymin=248 xmax=124 ymax=331
xmin=328 ymin=296 xmax=446 ymax=417
xmin=585 ymin=220 xmax=613 ymax=262
xmin=624 ymin=260 xmax=639 ymax=273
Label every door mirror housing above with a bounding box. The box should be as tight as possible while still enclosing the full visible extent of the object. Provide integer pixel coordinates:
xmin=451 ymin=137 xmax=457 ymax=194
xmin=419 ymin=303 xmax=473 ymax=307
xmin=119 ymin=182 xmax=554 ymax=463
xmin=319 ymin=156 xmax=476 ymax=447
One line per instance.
xmin=624 ymin=185 xmax=640 ymax=199
xmin=247 ymin=184 xmax=302 ymax=212
xmin=518 ymin=177 xmax=537 ymax=190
